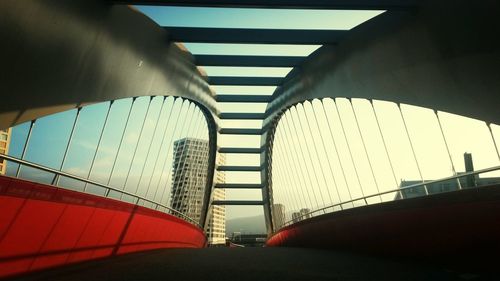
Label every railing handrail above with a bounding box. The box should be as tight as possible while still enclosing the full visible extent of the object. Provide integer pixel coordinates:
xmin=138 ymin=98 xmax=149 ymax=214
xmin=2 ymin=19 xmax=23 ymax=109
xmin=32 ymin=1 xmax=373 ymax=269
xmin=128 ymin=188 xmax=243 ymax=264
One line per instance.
xmin=0 ymin=153 xmax=201 ymax=227
xmin=279 ymin=164 xmax=500 ymax=230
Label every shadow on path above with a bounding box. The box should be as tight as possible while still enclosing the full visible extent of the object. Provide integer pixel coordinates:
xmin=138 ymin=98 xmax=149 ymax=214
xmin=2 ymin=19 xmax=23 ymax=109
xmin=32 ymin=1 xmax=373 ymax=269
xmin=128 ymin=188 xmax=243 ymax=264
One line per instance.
xmin=9 ymin=247 xmax=490 ymax=281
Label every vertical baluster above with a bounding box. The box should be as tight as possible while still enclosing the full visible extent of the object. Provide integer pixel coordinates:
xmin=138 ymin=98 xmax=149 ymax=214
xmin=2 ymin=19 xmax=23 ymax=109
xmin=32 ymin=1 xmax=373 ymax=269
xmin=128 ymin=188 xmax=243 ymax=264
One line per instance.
xmin=272 ymin=118 xmax=301 ymax=210
xmin=487 ymin=123 xmax=500 ymax=162
xmin=275 ymin=118 xmax=303 ymax=214
xmin=106 ymin=97 xmax=136 ymax=196
xmin=332 ymin=99 xmax=367 ymax=204
xmin=133 ymin=97 xmax=168 ymax=196
xmin=83 ymin=101 xmax=114 ymax=191
xmin=287 ymin=109 xmax=321 ymax=209
xmin=311 ymin=101 xmax=342 ymax=209
xmin=397 ymin=103 xmax=428 ymax=195
xmin=144 ymin=97 xmax=176 ymax=199
xmin=320 ymin=99 xmax=353 ymax=207
xmin=282 ymin=113 xmax=314 ymax=211
xmin=274 ymin=133 xmax=295 ymax=222
xmin=293 ymin=105 xmax=327 ymax=210
xmin=121 ymin=96 xmax=154 ymax=200
xmin=51 ymin=108 xmax=81 ymax=186
xmin=369 ymin=100 xmax=402 ymax=199
xmin=302 ymin=102 xmax=334 ymax=206
xmin=153 ymin=99 xmax=186 ymax=203
xmin=348 ymin=99 xmax=382 ymax=202
xmin=15 ymin=120 xmax=36 ymax=178
xmin=434 ymin=110 xmax=462 ymax=189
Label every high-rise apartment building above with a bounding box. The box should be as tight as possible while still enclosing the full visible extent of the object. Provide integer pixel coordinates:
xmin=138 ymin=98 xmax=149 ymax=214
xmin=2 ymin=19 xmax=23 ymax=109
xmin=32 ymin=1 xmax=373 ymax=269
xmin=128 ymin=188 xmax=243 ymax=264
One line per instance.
xmin=0 ymin=128 xmax=11 ymax=175
xmin=290 ymin=208 xmax=311 ymax=224
xmin=272 ymin=203 xmax=286 ymax=229
xmin=170 ymin=138 xmax=226 ymax=244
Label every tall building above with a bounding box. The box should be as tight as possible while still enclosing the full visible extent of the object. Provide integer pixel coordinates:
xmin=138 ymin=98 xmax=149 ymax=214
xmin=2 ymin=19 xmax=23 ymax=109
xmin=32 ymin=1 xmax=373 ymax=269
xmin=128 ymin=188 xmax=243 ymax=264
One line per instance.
xmin=207 ymin=153 xmax=226 ymax=245
xmin=0 ymin=128 xmax=11 ymax=175
xmin=290 ymin=208 xmax=311 ymax=224
xmin=169 ymin=138 xmax=226 ymax=244
xmin=299 ymin=208 xmax=311 ymax=219
xmin=272 ymin=203 xmax=286 ymax=229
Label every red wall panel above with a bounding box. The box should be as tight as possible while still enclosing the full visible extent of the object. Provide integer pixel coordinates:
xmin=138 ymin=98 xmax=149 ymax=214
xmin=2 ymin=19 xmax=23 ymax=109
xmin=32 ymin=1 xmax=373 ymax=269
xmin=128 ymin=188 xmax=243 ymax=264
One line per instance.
xmin=0 ymin=175 xmax=206 ymax=278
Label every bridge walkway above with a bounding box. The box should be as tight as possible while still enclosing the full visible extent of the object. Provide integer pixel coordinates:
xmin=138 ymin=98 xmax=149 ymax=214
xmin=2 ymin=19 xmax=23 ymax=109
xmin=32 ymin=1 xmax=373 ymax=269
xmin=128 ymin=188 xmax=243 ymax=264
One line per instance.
xmin=9 ymin=247 xmax=482 ymax=281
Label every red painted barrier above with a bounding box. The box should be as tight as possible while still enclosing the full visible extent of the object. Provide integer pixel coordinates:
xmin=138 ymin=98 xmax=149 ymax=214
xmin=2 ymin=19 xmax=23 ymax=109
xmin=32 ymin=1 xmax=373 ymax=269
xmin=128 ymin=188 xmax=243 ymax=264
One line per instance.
xmin=0 ymin=175 xmax=206 ymax=278
xmin=267 ymin=185 xmax=500 ymax=260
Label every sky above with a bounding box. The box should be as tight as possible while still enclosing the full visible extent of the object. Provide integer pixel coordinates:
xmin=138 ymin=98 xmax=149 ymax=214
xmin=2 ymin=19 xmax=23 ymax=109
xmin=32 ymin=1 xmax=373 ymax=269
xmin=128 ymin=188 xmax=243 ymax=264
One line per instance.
xmin=4 ymin=6 xmax=500 ymax=226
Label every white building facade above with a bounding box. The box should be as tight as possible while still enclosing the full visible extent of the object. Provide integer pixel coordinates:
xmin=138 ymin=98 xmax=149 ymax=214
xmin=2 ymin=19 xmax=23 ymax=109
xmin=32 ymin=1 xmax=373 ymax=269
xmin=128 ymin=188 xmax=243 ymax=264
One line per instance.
xmin=170 ymin=138 xmax=226 ymax=245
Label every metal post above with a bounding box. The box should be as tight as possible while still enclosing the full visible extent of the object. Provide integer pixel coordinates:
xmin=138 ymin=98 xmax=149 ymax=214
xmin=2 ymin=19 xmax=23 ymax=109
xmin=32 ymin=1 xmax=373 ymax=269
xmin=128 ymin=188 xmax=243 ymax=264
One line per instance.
xmin=301 ymin=102 xmax=334 ymax=205
xmin=276 ymin=120 xmax=302 ymax=213
xmin=332 ymin=99 xmax=367 ymax=204
xmin=397 ymin=104 xmax=428 ymax=195
xmin=487 ymin=123 xmax=500 ymax=162
xmin=51 ymin=108 xmax=82 ymax=185
xmin=152 ymin=99 xmax=186 ymax=202
xmin=285 ymin=108 xmax=319 ymax=209
xmin=106 ymin=97 xmax=136 ymax=196
xmin=121 ymin=96 xmax=154 ymax=199
xmin=320 ymin=100 xmax=354 ymax=207
xmin=292 ymin=105 xmax=327 ymax=209
xmin=133 ymin=97 xmax=167 ymax=196
xmin=143 ymin=97 xmax=176 ymax=199
xmin=281 ymin=113 xmax=313 ymax=210
xmin=83 ymin=101 xmax=113 ymax=191
xmin=272 ymin=133 xmax=293 ymax=218
xmin=277 ymin=124 xmax=307 ymax=211
xmin=348 ymin=99 xmax=382 ymax=202
xmin=369 ymin=100 xmax=402 ymax=199
xmin=274 ymin=131 xmax=302 ymax=214
xmin=434 ymin=110 xmax=462 ymax=189
xmin=15 ymin=119 xmax=36 ymax=178
xmin=310 ymin=102 xmax=343 ymax=208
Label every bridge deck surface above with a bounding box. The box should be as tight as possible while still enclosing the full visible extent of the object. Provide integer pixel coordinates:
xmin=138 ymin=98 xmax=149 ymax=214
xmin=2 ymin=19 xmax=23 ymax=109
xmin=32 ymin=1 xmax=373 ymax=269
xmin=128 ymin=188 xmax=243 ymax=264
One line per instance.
xmin=10 ymin=247 xmax=483 ymax=281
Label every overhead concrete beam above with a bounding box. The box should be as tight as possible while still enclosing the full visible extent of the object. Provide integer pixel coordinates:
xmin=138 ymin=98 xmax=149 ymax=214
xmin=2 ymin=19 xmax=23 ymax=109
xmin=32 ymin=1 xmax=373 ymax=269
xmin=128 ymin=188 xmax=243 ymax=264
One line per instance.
xmin=0 ymin=0 xmax=218 ymax=129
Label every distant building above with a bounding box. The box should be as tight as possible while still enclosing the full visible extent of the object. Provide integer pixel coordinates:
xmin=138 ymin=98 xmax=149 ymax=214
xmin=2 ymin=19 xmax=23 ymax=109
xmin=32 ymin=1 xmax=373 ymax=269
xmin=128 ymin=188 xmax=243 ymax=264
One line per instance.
xmin=0 ymin=128 xmax=11 ymax=175
xmin=396 ymin=153 xmax=500 ymax=199
xmin=299 ymin=208 xmax=311 ymax=219
xmin=207 ymin=153 xmax=226 ymax=245
xmin=292 ymin=212 xmax=301 ymax=223
xmin=169 ymin=138 xmax=226 ymax=244
xmin=272 ymin=203 xmax=286 ymax=229
xmin=290 ymin=208 xmax=312 ymax=224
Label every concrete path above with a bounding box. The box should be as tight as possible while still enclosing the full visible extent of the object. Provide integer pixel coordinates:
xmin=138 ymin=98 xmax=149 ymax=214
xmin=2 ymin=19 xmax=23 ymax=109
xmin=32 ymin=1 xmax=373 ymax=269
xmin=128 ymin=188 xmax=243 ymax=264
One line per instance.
xmin=10 ymin=247 xmax=490 ymax=281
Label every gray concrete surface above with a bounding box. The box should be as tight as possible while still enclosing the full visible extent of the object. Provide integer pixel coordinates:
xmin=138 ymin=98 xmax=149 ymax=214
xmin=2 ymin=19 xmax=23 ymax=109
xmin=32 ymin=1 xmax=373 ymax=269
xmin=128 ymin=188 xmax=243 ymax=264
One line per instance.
xmin=9 ymin=247 xmax=494 ymax=281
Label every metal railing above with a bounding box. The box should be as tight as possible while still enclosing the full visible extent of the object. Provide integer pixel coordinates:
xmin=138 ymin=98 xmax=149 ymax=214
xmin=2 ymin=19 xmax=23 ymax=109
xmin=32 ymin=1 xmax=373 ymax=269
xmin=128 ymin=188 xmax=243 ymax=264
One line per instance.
xmin=278 ymin=165 xmax=500 ymax=231
xmin=0 ymin=153 xmax=201 ymax=228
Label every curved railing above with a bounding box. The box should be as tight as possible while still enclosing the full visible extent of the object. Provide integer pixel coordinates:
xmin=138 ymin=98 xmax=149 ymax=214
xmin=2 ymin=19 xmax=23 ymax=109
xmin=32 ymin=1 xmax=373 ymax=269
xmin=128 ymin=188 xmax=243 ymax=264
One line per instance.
xmin=0 ymin=153 xmax=201 ymax=227
xmin=1 ymin=96 xmax=218 ymax=228
xmin=265 ymin=97 xmax=500 ymax=233
xmin=277 ymin=164 xmax=500 ymax=231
